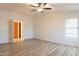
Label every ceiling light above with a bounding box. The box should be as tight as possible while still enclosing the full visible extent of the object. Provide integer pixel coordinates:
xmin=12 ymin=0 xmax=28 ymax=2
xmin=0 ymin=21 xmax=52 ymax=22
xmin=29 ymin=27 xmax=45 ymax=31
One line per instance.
xmin=37 ymin=8 xmax=43 ymax=12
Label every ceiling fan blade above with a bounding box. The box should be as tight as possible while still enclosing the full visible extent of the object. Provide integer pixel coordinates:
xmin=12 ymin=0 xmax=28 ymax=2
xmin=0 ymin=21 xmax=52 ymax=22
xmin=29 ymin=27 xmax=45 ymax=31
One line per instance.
xmin=37 ymin=3 xmax=41 ymax=7
xmin=43 ymin=8 xmax=52 ymax=10
xmin=31 ymin=9 xmax=36 ymax=12
xmin=43 ymin=3 xmax=47 ymax=6
xmin=29 ymin=5 xmax=36 ymax=8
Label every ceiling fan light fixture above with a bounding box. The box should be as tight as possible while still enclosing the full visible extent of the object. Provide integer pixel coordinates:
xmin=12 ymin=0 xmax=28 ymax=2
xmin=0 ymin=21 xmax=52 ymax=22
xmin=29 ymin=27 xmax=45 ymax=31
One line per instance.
xmin=37 ymin=8 xmax=43 ymax=12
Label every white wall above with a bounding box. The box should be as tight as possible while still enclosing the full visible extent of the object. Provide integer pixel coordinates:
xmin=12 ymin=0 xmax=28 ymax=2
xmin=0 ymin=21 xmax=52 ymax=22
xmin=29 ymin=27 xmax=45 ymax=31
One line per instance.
xmin=1 ymin=8 xmax=79 ymax=47
xmin=33 ymin=12 xmax=79 ymax=47
xmin=0 ymin=9 xmax=33 ymax=44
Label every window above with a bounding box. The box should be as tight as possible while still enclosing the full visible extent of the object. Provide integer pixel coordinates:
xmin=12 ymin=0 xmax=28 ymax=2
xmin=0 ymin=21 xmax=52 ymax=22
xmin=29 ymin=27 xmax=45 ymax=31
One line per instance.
xmin=65 ymin=18 xmax=78 ymax=38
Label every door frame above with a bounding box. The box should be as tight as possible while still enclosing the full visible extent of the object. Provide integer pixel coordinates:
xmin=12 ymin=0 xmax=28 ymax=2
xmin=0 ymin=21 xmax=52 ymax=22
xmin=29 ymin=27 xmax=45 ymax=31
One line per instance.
xmin=13 ymin=20 xmax=22 ymax=42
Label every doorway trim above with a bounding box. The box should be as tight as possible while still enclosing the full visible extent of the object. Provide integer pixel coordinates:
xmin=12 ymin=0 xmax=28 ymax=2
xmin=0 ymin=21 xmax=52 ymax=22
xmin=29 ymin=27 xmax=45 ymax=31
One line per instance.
xmin=13 ymin=20 xmax=22 ymax=43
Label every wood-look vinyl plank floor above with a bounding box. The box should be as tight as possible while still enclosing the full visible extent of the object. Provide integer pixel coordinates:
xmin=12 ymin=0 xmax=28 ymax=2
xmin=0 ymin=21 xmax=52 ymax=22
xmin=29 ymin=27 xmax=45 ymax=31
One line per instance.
xmin=0 ymin=39 xmax=79 ymax=56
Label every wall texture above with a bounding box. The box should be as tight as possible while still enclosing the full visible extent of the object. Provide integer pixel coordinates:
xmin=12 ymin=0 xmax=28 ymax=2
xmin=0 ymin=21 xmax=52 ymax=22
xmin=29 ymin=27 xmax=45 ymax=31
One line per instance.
xmin=0 ymin=9 xmax=33 ymax=44
xmin=33 ymin=12 xmax=79 ymax=47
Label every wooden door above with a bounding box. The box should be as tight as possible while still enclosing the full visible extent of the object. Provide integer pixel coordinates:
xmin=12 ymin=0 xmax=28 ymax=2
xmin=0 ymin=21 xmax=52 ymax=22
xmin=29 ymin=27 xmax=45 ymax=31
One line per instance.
xmin=13 ymin=20 xmax=22 ymax=43
xmin=14 ymin=21 xmax=19 ymax=42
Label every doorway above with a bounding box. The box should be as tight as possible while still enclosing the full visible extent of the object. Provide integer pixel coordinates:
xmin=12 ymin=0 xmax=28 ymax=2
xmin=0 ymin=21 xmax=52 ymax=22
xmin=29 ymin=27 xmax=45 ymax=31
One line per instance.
xmin=13 ymin=20 xmax=22 ymax=43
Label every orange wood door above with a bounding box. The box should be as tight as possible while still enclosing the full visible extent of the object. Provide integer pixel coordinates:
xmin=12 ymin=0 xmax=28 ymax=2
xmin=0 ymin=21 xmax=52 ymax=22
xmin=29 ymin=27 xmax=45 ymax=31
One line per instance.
xmin=14 ymin=22 xmax=18 ymax=41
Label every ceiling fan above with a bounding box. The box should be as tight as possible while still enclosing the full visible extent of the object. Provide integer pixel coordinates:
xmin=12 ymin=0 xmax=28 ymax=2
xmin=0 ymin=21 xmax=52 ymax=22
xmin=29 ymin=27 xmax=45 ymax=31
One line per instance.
xmin=29 ymin=3 xmax=52 ymax=12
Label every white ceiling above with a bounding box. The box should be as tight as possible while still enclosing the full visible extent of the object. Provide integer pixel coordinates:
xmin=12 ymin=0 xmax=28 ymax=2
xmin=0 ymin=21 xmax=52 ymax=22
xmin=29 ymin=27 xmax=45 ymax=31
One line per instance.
xmin=0 ymin=3 xmax=79 ymax=15
xmin=50 ymin=3 xmax=79 ymax=12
